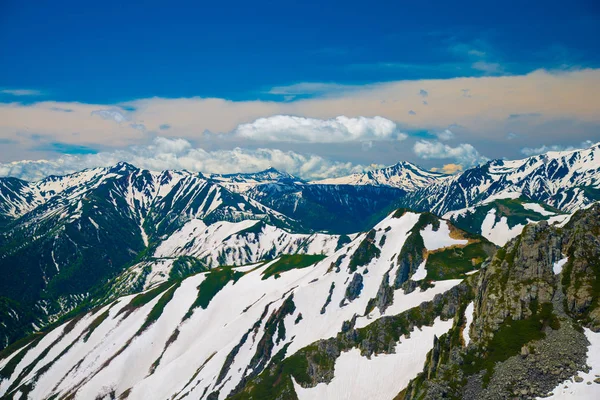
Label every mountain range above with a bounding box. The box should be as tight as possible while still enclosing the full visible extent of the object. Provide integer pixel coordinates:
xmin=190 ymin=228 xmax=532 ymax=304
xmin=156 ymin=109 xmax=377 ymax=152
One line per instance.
xmin=0 ymin=142 xmax=599 ymax=399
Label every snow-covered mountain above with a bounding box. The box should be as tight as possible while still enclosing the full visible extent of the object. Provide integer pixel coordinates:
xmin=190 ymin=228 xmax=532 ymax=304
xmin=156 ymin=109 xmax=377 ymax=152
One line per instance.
xmin=0 ymin=209 xmax=496 ymax=400
xmin=313 ymin=161 xmax=449 ymax=191
xmin=210 ymin=167 xmax=303 ymax=193
xmin=0 ymin=163 xmax=299 ymax=348
xmin=2 ymin=144 xmax=600 ymax=400
xmin=405 ymin=142 xmax=600 ymax=215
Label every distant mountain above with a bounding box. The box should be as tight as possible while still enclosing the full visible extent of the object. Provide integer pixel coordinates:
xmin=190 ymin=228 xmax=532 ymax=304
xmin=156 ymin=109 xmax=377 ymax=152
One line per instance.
xmin=313 ymin=161 xmax=448 ymax=191
xmin=404 ymin=142 xmax=600 ymax=215
xmin=210 ymin=167 xmax=304 ymax=193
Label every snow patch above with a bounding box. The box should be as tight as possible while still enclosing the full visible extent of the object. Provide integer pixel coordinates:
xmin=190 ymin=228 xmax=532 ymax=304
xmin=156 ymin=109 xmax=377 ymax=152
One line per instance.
xmin=293 ymin=317 xmax=454 ymax=400
xmin=481 ymin=208 xmax=524 ymax=246
xmin=412 ymin=260 xmax=427 ymax=281
xmin=421 ymin=221 xmax=468 ymax=251
xmin=553 ymin=257 xmax=568 ymax=275
xmin=522 ymin=203 xmax=555 ymax=216
xmin=463 ymin=302 xmax=475 ymax=346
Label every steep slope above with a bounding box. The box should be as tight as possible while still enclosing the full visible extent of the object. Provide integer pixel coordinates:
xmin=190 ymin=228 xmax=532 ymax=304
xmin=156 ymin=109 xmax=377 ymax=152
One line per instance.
xmin=110 ymin=218 xmax=345 ymax=295
xmin=402 ymin=203 xmax=600 ymax=400
xmin=443 ymin=195 xmax=569 ymax=246
xmin=0 ymin=167 xmax=120 ymax=226
xmin=0 ymin=210 xmax=496 ymax=400
xmin=405 ymin=142 xmax=600 ymax=215
xmin=313 ymin=161 xmax=449 ymax=191
xmin=0 ymin=163 xmax=297 ymax=350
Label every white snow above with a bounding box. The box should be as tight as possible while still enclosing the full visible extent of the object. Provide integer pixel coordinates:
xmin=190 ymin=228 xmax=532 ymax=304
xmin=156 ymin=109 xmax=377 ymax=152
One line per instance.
xmin=356 ymin=279 xmax=463 ymax=329
xmin=293 ymin=317 xmax=454 ymax=400
xmin=421 ymin=221 xmax=468 ymax=251
xmin=481 ymin=190 xmax=522 ymax=204
xmin=523 ymin=203 xmax=555 ymax=216
xmin=481 ymin=208 xmax=525 ymax=246
xmin=412 ymin=260 xmax=427 ymax=281
xmin=553 ymin=257 xmax=568 ymax=275
xmin=153 ymin=218 xmax=340 ymax=269
xmin=463 ymin=302 xmax=475 ymax=346
xmin=537 ymin=329 xmax=600 ymax=400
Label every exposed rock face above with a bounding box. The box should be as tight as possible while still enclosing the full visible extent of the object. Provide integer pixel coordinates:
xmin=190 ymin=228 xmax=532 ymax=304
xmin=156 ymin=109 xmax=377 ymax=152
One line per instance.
xmin=404 ymin=204 xmax=600 ymax=400
xmin=473 ymin=220 xmax=562 ymax=342
xmin=561 ymin=205 xmax=600 ymax=331
xmin=344 ymin=273 xmax=364 ymax=301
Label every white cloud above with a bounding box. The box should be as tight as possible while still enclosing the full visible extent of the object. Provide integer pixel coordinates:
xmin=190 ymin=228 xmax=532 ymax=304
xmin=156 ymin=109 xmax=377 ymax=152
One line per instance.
xmin=435 ymin=129 xmax=455 ymax=141
xmin=0 ymin=137 xmax=372 ymax=181
xmin=413 ymin=140 xmax=488 ymax=167
xmin=472 ymin=61 xmax=504 ymax=75
xmin=520 ymin=140 xmax=594 ymax=156
xmin=91 ymin=109 xmax=129 ymax=123
xmin=0 ymin=88 xmax=43 ymax=96
xmin=232 ymin=115 xmax=406 ymax=143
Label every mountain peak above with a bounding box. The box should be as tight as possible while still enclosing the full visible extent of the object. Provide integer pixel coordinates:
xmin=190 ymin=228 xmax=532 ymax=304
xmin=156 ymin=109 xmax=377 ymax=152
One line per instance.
xmin=109 ymin=161 xmax=138 ymax=173
xmin=313 ymin=160 xmax=448 ymax=191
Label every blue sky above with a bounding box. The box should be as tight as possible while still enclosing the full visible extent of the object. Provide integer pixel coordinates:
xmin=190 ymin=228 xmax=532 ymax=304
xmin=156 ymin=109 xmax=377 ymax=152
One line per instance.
xmin=0 ymin=0 xmax=599 ymax=180
xmin=1 ymin=0 xmax=598 ymax=103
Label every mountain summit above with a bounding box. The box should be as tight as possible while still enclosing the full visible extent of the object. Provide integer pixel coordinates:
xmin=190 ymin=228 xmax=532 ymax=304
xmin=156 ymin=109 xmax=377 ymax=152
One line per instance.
xmin=313 ymin=161 xmax=449 ymax=191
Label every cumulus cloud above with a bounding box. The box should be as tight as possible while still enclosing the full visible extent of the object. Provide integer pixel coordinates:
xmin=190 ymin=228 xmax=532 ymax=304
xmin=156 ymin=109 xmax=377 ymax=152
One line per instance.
xmin=520 ymin=140 xmax=595 ymax=156
xmin=0 ymin=137 xmax=373 ymax=181
xmin=413 ymin=140 xmax=488 ymax=167
xmin=435 ymin=129 xmax=455 ymax=141
xmin=231 ymin=115 xmax=406 ymax=143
